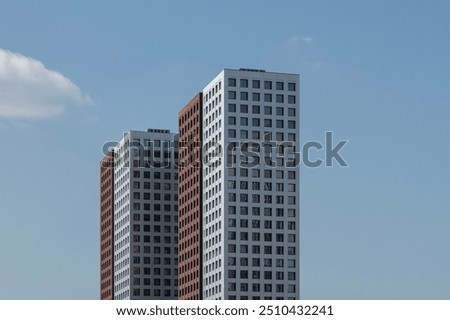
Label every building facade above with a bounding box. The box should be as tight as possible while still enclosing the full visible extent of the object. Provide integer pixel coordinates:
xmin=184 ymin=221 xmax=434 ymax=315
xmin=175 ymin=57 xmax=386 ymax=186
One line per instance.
xmin=100 ymin=151 xmax=115 ymax=300
xmin=202 ymin=69 xmax=300 ymax=300
xmin=113 ymin=129 xmax=179 ymax=300
xmin=178 ymin=93 xmax=203 ymax=299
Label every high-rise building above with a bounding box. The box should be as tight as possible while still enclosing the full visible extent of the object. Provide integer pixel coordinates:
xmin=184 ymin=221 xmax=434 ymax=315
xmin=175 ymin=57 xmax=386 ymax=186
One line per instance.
xmin=113 ymin=129 xmax=179 ymax=300
xmin=178 ymin=93 xmax=203 ymax=300
xmin=101 ymin=68 xmax=300 ymax=301
xmin=100 ymin=151 xmax=115 ymax=300
xmin=201 ymin=69 xmax=300 ymax=300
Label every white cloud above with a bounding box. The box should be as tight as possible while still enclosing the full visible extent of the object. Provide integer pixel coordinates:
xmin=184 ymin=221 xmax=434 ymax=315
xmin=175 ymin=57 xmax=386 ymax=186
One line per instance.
xmin=289 ymin=35 xmax=314 ymax=44
xmin=0 ymin=49 xmax=94 ymax=120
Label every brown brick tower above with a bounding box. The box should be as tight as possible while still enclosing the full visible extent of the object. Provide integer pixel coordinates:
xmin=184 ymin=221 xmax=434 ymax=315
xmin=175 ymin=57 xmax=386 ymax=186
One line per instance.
xmin=178 ymin=93 xmax=203 ymax=299
xmin=100 ymin=151 xmax=115 ymax=299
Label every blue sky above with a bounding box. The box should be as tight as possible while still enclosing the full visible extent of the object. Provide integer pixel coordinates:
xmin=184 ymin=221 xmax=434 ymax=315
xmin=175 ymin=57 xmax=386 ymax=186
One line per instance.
xmin=0 ymin=0 xmax=449 ymax=299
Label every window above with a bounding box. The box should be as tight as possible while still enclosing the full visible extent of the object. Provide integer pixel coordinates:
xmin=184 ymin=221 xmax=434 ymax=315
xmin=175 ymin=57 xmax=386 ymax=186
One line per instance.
xmin=276 ymin=94 xmax=284 ymax=103
xmin=288 ymin=234 xmax=296 ymax=242
xmin=229 ymin=104 xmax=236 ymax=112
xmin=252 ymin=131 xmax=260 ymax=139
xmin=229 ymin=129 xmax=236 ymax=138
xmin=275 ymin=208 xmax=283 ymax=217
xmin=252 ymin=105 xmax=260 ymax=114
xmin=276 ymin=132 xmax=284 ymax=141
xmin=288 ymin=120 xmax=296 ymax=129
xmin=264 ymin=94 xmax=272 ymax=102
xmin=252 ymin=93 xmax=260 ymax=101
xmin=240 ymin=79 xmax=248 ymax=88
xmin=276 ymin=120 xmax=284 ymax=128
xmin=264 ymin=119 xmax=272 ymax=127
xmin=240 ymin=92 xmax=248 ymax=101
xmin=240 ymin=117 xmax=248 ymax=126
xmin=228 ymin=117 xmax=236 ymax=125
xmin=288 ymin=133 xmax=296 ymax=141
xmin=228 ymin=91 xmax=236 ymax=99
xmin=228 ymin=78 xmax=236 ymax=87
xmin=252 ymin=118 xmax=260 ymax=126
xmin=288 ymin=209 xmax=296 ymax=217
xmin=252 ymin=80 xmax=260 ymax=88
xmin=264 ymin=106 xmax=272 ymax=115
xmin=264 ymin=81 xmax=272 ymax=90
xmin=288 ymin=82 xmax=296 ymax=91
xmin=240 ymin=130 xmax=248 ymax=139
xmin=288 ymin=108 xmax=296 ymax=116
xmin=276 ymin=82 xmax=284 ymax=90
xmin=288 ymin=95 xmax=296 ymax=104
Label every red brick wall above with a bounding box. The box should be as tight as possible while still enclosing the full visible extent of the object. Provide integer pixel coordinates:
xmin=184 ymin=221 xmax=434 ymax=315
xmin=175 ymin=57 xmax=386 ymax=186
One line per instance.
xmin=178 ymin=93 xmax=203 ymax=300
xmin=100 ymin=151 xmax=115 ymax=300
